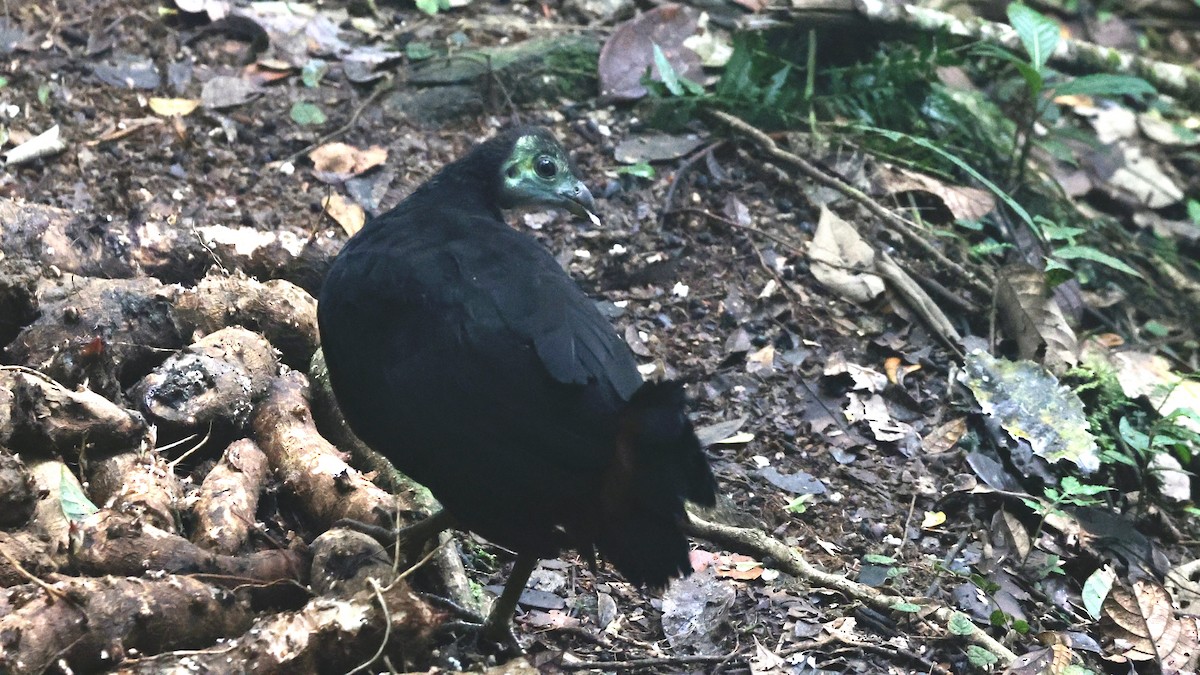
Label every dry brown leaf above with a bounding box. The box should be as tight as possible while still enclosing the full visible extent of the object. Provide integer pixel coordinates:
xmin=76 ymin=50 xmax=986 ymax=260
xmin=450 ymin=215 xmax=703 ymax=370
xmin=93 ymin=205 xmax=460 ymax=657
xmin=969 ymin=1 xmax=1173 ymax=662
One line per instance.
xmin=147 ymin=97 xmax=200 ymax=117
xmin=994 ymin=263 xmax=1079 ymax=372
xmin=308 ymin=142 xmax=388 ymax=182
xmin=1104 ymin=145 xmax=1184 ymax=209
xmin=874 ymin=165 xmax=996 ymax=222
xmin=598 ymin=4 xmax=702 ymax=101
xmin=921 ymin=417 xmax=966 ymax=454
xmin=808 ymin=207 xmax=884 ymax=304
xmin=1093 ymin=348 xmax=1200 ymax=433
xmin=87 ymin=117 xmax=163 ymax=145
xmin=1102 ymin=579 xmax=1199 ymax=673
xmin=322 ymin=193 xmax=365 ymax=236
xmin=991 ymin=509 xmax=1031 ymax=562
xmin=712 ymin=553 xmax=764 ymax=581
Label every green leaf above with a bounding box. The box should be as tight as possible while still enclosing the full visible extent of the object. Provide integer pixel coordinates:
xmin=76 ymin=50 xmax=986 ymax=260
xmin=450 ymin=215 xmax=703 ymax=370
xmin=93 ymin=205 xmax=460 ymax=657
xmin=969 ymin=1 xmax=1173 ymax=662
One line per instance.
xmin=1060 ymin=476 xmax=1110 ymax=497
xmin=652 ymin=43 xmax=684 ymax=97
xmin=1082 ymin=566 xmax=1115 ymax=619
xmin=1043 ymin=257 xmax=1073 ymax=287
xmin=1187 ymin=199 xmax=1200 ymax=225
xmin=290 ymin=101 xmax=327 ymax=126
xmin=60 ymin=466 xmax=99 ymax=522
xmin=1008 ymin=3 xmax=1060 ymax=72
xmin=1035 ymin=217 xmax=1085 ymax=243
xmin=679 ymin=76 xmax=706 ymax=96
xmin=948 ymin=612 xmax=976 ymax=636
xmin=0 ymin=76 xmax=8 ymax=88
xmin=891 ymin=601 xmax=922 ymax=613
xmin=616 ymin=162 xmax=656 ymax=179
xmin=967 ymin=645 xmax=999 ymax=667
xmin=1143 ymin=319 xmax=1170 ymax=337
xmin=1053 ymin=74 xmax=1155 ymax=99
xmin=989 ymin=609 xmax=1008 ymax=627
xmin=855 ymin=125 xmax=1035 ymax=230
xmin=864 ymin=554 xmax=896 ymax=565
xmin=406 ymin=41 xmax=434 ymax=61
xmin=1052 ymin=245 xmax=1143 ymax=278
xmin=785 ymin=495 xmax=809 ymax=514
xmin=1013 ymin=60 xmax=1044 ymax=96
xmin=764 ymin=65 xmax=791 ymax=106
xmin=37 ymin=82 xmax=51 ymax=105
xmin=301 ymin=60 xmax=328 ymax=88
xmin=415 ymin=0 xmax=450 ymax=15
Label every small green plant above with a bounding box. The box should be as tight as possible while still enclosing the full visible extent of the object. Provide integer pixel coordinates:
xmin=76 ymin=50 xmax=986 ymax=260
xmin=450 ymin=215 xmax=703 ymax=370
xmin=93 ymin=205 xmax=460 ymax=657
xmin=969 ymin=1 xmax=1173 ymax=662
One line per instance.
xmin=289 ymin=101 xmax=326 ymax=126
xmin=415 ymin=0 xmax=451 ymax=16
xmin=1033 ymin=215 xmax=1142 ymax=285
xmin=615 ymin=162 xmax=655 ymax=180
xmin=1022 ymin=477 xmax=1110 ymax=559
xmin=989 ymin=3 xmax=1154 ymax=187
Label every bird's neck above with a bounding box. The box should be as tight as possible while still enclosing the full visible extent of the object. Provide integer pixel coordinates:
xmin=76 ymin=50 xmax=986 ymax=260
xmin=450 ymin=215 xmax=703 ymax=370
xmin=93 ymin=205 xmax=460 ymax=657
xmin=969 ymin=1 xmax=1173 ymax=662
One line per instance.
xmin=404 ymin=157 xmax=505 ymax=221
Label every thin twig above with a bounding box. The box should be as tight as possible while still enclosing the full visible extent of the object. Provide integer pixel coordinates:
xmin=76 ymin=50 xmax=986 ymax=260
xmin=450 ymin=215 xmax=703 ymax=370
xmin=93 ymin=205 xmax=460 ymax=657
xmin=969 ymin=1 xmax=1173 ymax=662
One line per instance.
xmin=345 ymin=578 xmax=392 ymax=675
xmin=0 ymin=548 xmax=64 ymax=602
xmin=659 ymin=141 xmax=724 ymax=225
xmin=707 ymin=109 xmax=993 ymax=297
xmin=284 ymin=78 xmax=396 ymax=165
xmin=559 ymin=650 xmax=747 ymax=671
xmin=684 ymin=512 xmax=1019 ymax=666
xmin=167 ymin=423 xmax=212 ymax=469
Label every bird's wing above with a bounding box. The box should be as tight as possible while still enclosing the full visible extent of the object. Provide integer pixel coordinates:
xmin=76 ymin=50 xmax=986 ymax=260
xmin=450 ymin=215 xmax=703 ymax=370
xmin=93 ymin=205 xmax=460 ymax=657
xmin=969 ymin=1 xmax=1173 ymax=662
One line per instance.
xmin=322 ymin=212 xmax=641 ymax=476
xmin=445 ymin=214 xmax=643 ymax=403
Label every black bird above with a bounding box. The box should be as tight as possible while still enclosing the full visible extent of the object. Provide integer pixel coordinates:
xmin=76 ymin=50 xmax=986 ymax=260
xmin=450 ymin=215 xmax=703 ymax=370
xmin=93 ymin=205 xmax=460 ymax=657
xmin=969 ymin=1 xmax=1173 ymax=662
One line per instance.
xmin=318 ymin=127 xmax=716 ymax=642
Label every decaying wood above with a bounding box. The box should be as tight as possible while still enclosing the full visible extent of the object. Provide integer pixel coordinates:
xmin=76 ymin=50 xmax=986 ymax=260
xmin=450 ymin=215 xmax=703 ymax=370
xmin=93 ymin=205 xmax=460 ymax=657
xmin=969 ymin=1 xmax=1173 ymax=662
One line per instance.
xmin=310 ymin=528 xmax=396 ymax=597
xmin=85 ymin=444 xmax=183 ymax=533
xmin=252 ymin=371 xmax=402 ymax=530
xmin=3 ymin=274 xmax=184 ymax=398
xmin=110 ymin=581 xmax=441 ymax=675
xmin=0 ymin=575 xmax=253 ymax=675
xmin=0 ymin=199 xmax=138 ymax=279
xmin=70 ymin=510 xmax=307 ymax=585
xmin=132 ymin=326 xmax=280 ymax=437
xmin=0 ymin=198 xmax=341 ymax=295
xmin=756 ymin=0 xmax=1200 ymax=107
xmin=191 ymin=438 xmax=271 ymax=555
xmin=0 ymin=449 xmax=37 ymax=529
xmin=1 ymin=369 xmax=147 ymax=457
xmin=174 ymin=270 xmax=320 ymax=369
xmin=0 ymin=530 xmax=56 ymax=588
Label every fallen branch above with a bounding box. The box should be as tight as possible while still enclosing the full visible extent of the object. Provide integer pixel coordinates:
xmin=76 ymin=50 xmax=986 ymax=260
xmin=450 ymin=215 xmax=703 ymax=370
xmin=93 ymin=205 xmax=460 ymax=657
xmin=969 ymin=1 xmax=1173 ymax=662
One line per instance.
xmin=110 ymin=579 xmax=440 ymax=674
xmin=252 ymin=371 xmax=400 ymax=529
xmin=191 ymin=438 xmax=271 ymax=555
xmin=707 ymin=109 xmax=994 ymax=298
xmin=0 ymin=575 xmax=254 ymax=675
xmin=684 ymin=512 xmax=1018 ymax=666
xmin=763 ymin=0 xmax=1200 ymax=107
xmin=71 ymin=510 xmax=306 ymax=585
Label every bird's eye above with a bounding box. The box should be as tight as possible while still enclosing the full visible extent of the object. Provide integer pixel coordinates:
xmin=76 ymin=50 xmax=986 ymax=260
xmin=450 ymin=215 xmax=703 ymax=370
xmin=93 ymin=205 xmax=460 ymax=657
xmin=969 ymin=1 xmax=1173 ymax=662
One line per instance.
xmin=534 ymin=156 xmax=557 ymax=179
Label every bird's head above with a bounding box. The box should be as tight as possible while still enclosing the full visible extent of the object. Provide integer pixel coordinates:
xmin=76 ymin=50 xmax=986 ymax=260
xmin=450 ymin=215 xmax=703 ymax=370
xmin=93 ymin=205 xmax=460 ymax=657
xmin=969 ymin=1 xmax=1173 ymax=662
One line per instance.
xmin=490 ymin=128 xmax=599 ymax=224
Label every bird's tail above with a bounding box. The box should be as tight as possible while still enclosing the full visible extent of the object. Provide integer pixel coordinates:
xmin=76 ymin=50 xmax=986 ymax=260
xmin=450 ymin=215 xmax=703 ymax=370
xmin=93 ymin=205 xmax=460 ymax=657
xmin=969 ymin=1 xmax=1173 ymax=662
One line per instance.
xmin=594 ymin=380 xmax=717 ymax=587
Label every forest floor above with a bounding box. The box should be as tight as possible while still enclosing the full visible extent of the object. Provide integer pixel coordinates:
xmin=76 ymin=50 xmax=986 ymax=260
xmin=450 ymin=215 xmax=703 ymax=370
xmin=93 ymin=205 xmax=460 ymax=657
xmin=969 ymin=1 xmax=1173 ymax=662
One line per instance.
xmin=2 ymin=0 xmax=1199 ymax=674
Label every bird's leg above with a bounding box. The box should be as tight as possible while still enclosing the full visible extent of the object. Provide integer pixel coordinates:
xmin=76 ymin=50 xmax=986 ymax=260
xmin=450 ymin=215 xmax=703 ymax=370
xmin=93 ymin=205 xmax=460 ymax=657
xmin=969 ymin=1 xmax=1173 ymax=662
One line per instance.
xmin=482 ymin=551 xmax=539 ymax=646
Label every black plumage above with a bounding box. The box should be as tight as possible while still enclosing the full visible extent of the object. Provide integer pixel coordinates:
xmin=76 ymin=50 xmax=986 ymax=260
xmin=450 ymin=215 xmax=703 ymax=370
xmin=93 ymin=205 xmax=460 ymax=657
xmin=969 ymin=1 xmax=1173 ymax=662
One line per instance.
xmin=318 ymin=126 xmax=716 ymax=639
